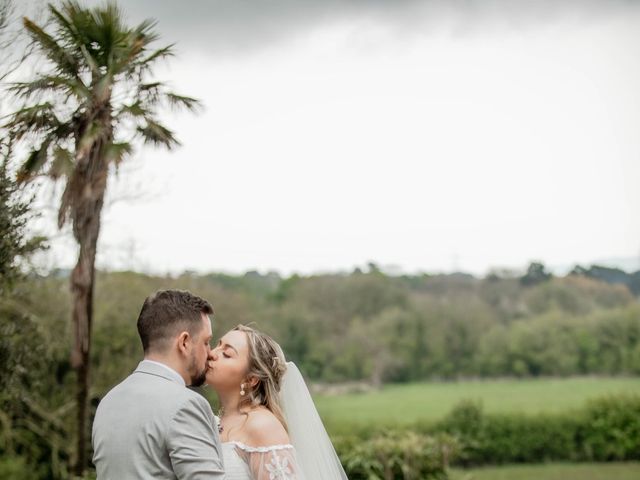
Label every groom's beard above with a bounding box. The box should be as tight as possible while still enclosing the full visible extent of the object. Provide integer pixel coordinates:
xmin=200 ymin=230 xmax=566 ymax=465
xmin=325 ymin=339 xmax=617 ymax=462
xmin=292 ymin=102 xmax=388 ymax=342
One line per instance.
xmin=188 ymin=353 xmax=207 ymax=387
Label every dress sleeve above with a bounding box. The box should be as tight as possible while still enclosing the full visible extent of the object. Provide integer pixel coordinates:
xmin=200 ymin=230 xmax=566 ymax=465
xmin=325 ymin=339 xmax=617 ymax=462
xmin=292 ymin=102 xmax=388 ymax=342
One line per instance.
xmin=234 ymin=443 xmax=304 ymax=480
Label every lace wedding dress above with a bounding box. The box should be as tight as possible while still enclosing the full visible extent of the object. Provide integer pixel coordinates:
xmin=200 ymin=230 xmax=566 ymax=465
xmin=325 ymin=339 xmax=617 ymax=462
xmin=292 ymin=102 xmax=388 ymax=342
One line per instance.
xmin=220 ymin=438 xmax=304 ymax=480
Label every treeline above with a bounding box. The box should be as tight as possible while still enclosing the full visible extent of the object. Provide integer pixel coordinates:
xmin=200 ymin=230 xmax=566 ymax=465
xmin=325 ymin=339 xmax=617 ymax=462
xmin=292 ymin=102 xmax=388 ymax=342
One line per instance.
xmin=8 ymin=262 xmax=640 ymax=392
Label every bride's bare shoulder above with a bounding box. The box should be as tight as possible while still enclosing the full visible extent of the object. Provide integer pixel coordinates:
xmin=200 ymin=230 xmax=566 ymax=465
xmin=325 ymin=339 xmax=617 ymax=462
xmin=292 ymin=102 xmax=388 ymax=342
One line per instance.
xmin=243 ymin=407 xmax=290 ymax=447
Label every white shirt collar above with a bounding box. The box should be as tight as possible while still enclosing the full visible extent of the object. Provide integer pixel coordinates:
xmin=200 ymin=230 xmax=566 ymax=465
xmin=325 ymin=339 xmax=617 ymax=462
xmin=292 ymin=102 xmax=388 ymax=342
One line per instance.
xmin=140 ymin=359 xmax=186 ymax=386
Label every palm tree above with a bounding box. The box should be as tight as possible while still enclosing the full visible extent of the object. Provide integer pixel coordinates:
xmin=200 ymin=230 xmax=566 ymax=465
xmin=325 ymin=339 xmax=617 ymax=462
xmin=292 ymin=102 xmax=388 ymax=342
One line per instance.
xmin=5 ymin=1 xmax=201 ymax=474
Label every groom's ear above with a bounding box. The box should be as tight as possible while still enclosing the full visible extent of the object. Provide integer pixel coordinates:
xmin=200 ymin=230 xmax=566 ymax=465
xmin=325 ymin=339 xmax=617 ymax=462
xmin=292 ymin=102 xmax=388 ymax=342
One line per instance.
xmin=176 ymin=331 xmax=191 ymax=355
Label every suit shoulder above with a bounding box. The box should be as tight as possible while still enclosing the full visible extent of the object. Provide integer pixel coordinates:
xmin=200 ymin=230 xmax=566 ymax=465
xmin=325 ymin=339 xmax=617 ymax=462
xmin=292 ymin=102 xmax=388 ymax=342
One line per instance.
xmin=172 ymin=389 xmax=214 ymax=418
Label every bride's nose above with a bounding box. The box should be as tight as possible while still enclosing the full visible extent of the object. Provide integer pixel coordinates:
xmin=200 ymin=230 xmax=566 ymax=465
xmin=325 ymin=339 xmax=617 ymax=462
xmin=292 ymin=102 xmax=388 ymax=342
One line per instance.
xmin=207 ymin=351 xmax=217 ymax=369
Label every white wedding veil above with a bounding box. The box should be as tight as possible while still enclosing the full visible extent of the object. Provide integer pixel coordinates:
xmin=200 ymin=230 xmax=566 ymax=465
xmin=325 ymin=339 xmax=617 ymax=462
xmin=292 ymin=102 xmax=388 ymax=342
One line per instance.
xmin=279 ymin=362 xmax=349 ymax=480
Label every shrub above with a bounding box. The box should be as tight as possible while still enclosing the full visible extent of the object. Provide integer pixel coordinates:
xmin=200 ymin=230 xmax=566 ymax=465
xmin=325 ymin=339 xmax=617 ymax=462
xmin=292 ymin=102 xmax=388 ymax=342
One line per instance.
xmin=334 ymin=430 xmax=461 ymax=479
xmin=432 ymin=394 xmax=640 ymax=465
xmin=577 ymin=393 xmax=640 ymax=461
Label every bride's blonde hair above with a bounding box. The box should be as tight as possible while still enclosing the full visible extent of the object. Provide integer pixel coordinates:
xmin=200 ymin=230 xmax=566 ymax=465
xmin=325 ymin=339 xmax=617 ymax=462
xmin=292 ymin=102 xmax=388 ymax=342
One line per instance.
xmin=234 ymin=324 xmax=288 ymax=431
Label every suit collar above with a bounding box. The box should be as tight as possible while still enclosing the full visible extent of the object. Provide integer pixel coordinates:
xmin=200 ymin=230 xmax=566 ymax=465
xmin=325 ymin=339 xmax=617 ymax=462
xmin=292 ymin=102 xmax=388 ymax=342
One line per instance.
xmin=135 ymin=359 xmax=186 ymax=386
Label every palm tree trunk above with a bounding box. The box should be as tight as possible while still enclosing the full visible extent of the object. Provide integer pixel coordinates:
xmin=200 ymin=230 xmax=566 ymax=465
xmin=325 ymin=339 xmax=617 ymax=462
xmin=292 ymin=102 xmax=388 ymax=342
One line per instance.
xmin=70 ymin=243 xmax=97 ymax=476
xmin=65 ymin=100 xmax=112 ymax=475
xmin=70 ymin=203 xmax=102 ymax=476
xmin=69 ymin=148 xmax=108 ymax=476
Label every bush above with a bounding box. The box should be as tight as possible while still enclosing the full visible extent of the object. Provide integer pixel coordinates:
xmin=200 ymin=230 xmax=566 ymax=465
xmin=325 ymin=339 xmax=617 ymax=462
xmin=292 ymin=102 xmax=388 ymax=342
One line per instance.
xmin=334 ymin=430 xmax=461 ymax=480
xmin=577 ymin=394 xmax=640 ymax=461
xmin=477 ymin=413 xmax=580 ymax=464
xmin=431 ymin=394 xmax=640 ymax=466
xmin=332 ymin=393 xmax=640 ymax=473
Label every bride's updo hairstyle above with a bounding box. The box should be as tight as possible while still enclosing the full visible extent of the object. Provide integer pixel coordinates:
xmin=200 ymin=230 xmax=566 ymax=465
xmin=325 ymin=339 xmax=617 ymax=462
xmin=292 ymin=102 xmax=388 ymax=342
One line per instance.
xmin=233 ymin=324 xmax=289 ymax=431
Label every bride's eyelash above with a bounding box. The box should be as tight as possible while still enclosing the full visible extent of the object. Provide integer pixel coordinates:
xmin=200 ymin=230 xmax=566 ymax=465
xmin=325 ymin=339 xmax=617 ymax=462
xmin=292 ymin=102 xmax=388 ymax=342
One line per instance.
xmin=222 ymin=352 xmax=230 ymax=358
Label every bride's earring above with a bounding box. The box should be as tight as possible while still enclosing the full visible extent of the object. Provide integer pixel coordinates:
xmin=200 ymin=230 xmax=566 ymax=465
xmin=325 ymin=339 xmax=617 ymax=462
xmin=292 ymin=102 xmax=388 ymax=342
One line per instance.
xmin=240 ymin=383 xmax=246 ymax=396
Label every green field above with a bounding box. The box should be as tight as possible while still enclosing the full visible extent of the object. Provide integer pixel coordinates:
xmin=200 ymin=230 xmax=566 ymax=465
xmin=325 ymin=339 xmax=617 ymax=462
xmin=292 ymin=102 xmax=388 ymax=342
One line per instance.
xmin=449 ymin=462 xmax=640 ymax=480
xmin=315 ymin=376 xmax=640 ymax=429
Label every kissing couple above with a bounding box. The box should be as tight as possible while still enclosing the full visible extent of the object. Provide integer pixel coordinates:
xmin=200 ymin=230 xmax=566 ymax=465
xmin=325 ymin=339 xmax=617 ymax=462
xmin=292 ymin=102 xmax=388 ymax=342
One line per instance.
xmin=92 ymin=289 xmax=348 ymax=479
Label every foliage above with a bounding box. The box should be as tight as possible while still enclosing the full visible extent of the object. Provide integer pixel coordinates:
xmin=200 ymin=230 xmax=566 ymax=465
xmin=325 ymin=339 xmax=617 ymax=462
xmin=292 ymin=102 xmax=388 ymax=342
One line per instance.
xmin=326 ymin=393 xmax=640 ymax=474
xmin=334 ymin=430 xmax=460 ymax=480
xmin=12 ymin=268 xmax=640 ymax=391
xmin=520 ymin=262 xmax=552 ymax=287
xmin=577 ymin=394 xmax=640 ymax=461
xmin=572 ymin=265 xmax=640 ymax=296
xmin=430 ymin=394 xmax=640 ymax=466
xmin=0 ymin=155 xmax=46 ymax=294
xmin=0 ymin=286 xmax=71 ymax=479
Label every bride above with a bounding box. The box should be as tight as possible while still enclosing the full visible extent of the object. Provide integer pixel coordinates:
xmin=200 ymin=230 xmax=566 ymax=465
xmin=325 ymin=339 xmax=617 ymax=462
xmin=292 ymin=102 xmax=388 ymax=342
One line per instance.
xmin=205 ymin=324 xmax=348 ymax=480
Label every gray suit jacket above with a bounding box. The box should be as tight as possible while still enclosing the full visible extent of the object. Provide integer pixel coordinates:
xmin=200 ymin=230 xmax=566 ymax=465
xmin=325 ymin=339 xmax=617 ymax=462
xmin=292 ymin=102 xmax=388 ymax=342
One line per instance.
xmin=92 ymin=360 xmax=224 ymax=479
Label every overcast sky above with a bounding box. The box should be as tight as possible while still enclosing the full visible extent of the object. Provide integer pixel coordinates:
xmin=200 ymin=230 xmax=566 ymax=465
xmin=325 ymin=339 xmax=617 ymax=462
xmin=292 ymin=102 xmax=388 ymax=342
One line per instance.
xmin=29 ymin=0 xmax=640 ymax=276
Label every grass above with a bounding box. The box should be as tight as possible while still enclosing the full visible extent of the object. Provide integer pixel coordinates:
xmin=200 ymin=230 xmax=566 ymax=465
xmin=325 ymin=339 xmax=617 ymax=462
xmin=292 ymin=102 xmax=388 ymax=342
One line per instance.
xmin=314 ymin=376 xmax=640 ymax=430
xmin=448 ymin=462 xmax=640 ymax=480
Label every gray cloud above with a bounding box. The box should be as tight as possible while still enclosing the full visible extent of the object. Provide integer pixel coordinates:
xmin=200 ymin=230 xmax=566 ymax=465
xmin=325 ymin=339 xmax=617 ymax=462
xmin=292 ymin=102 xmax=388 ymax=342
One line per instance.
xmin=76 ymin=0 xmax=640 ymax=55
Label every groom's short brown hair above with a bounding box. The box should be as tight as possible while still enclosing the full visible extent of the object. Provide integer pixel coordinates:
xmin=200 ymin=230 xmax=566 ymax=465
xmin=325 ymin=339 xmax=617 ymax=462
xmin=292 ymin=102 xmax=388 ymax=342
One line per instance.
xmin=137 ymin=289 xmax=213 ymax=353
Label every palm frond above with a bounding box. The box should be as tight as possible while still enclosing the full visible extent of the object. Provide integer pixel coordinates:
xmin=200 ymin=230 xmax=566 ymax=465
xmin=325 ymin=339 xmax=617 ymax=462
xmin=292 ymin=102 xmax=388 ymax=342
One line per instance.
xmin=10 ymin=75 xmax=91 ymax=102
xmin=104 ymin=142 xmax=132 ymax=166
xmin=137 ymin=119 xmax=179 ymax=149
xmin=87 ymin=3 xmax=126 ymax=70
xmin=49 ymin=146 xmax=75 ymax=180
xmin=22 ymin=17 xmax=78 ymax=77
xmin=78 ymin=43 xmax=100 ymax=76
xmin=139 ymin=81 xmax=161 ymax=91
xmin=92 ymin=2 xmax=124 ymax=43
xmin=16 ymin=139 xmax=52 ymax=183
xmin=141 ymin=44 xmax=174 ymax=66
xmin=58 ymin=1 xmax=93 ymax=48
xmin=165 ymin=92 xmax=202 ymax=113
xmin=131 ymin=18 xmax=159 ymax=45
xmin=116 ymin=101 xmax=148 ymax=118
xmin=136 ymin=81 xmax=162 ymax=104
xmin=49 ymin=3 xmax=80 ymax=43
xmin=48 ymin=3 xmax=89 ymax=61
xmin=5 ymin=103 xmax=61 ymax=141
xmin=119 ymin=19 xmax=159 ymax=69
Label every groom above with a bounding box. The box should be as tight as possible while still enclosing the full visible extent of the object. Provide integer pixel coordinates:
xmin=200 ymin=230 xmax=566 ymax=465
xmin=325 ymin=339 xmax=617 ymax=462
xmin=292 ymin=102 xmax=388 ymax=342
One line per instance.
xmin=92 ymin=289 xmax=224 ymax=479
